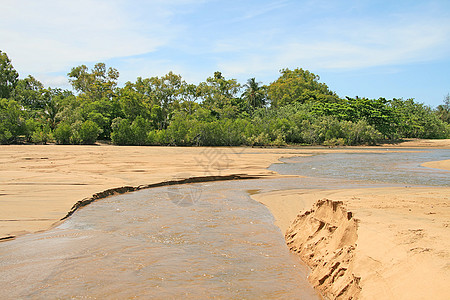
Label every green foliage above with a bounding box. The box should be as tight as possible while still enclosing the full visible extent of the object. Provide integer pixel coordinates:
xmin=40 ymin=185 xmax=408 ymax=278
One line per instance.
xmin=242 ymin=78 xmax=267 ymax=111
xmin=1 ymin=49 xmax=448 ymax=146
xmin=268 ymin=68 xmax=337 ymax=107
xmin=54 ymin=123 xmax=72 ymax=144
xmin=436 ymin=94 xmax=450 ymax=124
xmin=68 ymin=63 xmax=119 ymax=101
xmin=390 ymin=99 xmax=449 ymax=139
xmin=31 ymin=125 xmax=52 ymax=144
xmin=78 ymin=120 xmax=101 ymax=144
xmin=0 ymin=51 xmax=19 ymax=99
xmin=111 ymin=118 xmax=134 ymax=145
xmin=14 ymin=75 xmax=48 ymax=110
xmin=131 ymin=116 xmax=151 ymax=145
xmin=0 ymin=98 xmax=26 ymax=144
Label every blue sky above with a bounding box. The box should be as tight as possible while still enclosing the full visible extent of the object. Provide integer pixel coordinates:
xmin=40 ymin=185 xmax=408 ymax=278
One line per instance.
xmin=1 ymin=0 xmax=449 ymax=107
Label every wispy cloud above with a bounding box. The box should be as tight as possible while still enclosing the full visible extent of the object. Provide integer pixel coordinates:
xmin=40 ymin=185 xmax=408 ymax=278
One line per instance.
xmin=216 ymin=6 xmax=450 ymax=77
xmin=239 ymin=0 xmax=289 ymax=21
xmin=1 ymin=0 xmax=449 ymax=106
xmin=0 ymin=0 xmax=183 ymax=75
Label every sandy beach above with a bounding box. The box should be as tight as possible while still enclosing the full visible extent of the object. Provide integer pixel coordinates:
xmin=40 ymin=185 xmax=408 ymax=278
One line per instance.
xmin=1 ymin=139 xmax=449 ymax=299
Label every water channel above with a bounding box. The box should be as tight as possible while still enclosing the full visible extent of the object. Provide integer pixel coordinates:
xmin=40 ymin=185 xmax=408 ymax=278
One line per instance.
xmin=0 ymin=148 xmax=448 ymax=299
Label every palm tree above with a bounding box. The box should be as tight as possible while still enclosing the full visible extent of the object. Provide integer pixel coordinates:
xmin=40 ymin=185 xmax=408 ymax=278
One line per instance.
xmin=242 ymin=78 xmax=266 ymax=109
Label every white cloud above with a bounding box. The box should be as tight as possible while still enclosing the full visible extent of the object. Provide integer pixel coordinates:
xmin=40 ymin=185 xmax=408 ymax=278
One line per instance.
xmin=0 ymin=0 xmax=180 ymax=75
xmin=216 ymin=11 xmax=450 ymax=77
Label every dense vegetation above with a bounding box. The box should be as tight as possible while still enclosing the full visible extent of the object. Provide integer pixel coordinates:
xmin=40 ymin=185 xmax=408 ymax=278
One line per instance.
xmin=1 ymin=50 xmax=449 ymax=146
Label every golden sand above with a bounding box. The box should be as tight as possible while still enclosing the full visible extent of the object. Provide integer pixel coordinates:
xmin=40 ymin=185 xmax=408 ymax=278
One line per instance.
xmin=1 ymin=140 xmax=449 ymax=299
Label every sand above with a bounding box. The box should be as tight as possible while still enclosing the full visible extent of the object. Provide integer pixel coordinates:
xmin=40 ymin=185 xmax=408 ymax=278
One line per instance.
xmin=0 ymin=144 xmax=407 ymax=238
xmin=253 ymin=187 xmax=450 ymax=299
xmin=1 ymin=140 xmax=449 ymax=299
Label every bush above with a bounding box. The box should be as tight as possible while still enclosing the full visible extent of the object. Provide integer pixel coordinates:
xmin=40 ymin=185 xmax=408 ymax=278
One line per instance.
xmin=54 ymin=123 xmax=72 ymax=144
xmin=111 ymin=118 xmax=133 ymax=145
xmin=31 ymin=125 xmax=52 ymax=144
xmin=79 ymin=120 xmax=101 ymax=144
xmin=0 ymin=98 xmax=26 ymax=144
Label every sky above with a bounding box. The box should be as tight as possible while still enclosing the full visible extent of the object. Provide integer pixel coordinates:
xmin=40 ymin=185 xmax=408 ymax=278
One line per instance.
xmin=1 ymin=0 xmax=450 ymax=107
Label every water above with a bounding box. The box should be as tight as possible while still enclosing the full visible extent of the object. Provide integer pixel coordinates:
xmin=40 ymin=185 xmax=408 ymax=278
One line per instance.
xmin=270 ymin=149 xmax=449 ymax=187
xmin=0 ymin=179 xmax=321 ymax=299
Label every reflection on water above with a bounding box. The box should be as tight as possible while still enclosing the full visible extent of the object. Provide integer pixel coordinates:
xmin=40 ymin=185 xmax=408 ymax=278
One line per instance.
xmin=0 ymin=180 xmax=321 ymax=299
xmin=270 ymin=149 xmax=449 ymax=186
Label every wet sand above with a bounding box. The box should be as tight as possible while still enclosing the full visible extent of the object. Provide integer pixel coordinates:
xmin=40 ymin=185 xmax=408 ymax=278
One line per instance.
xmin=1 ymin=140 xmax=450 ymax=299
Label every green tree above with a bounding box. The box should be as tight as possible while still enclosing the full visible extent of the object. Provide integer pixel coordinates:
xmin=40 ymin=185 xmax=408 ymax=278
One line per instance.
xmin=148 ymin=72 xmax=184 ymax=129
xmin=68 ymin=63 xmax=119 ymax=101
xmin=118 ymin=87 xmax=147 ymax=121
xmin=242 ymin=78 xmax=267 ymax=110
xmin=0 ymin=51 xmax=19 ymax=99
xmin=268 ymin=68 xmax=336 ymax=107
xmin=0 ymin=98 xmax=26 ymax=144
xmin=54 ymin=123 xmax=72 ymax=144
xmin=14 ymin=75 xmax=48 ymax=110
xmin=436 ymin=93 xmax=450 ymax=124
xmin=131 ymin=116 xmax=151 ymax=145
xmin=111 ymin=117 xmax=134 ymax=145
xmin=198 ymin=71 xmax=242 ymax=119
xmin=78 ymin=120 xmax=101 ymax=144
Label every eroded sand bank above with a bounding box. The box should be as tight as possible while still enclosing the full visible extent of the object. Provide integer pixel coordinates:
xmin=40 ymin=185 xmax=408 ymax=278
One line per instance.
xmin=253 ymin=186 xmax=450 ymax=299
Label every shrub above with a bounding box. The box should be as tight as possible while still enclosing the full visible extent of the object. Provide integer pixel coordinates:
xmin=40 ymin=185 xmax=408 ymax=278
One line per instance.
xmin=79 ymin=120 xmax=101 ymax=144
xmin=54 ymin=123 xmax=72 ymax=144
xmin=31 ymin=125 xmax=52 ymax=144
xmin=111 ymin=118 xmax=133 ymax=145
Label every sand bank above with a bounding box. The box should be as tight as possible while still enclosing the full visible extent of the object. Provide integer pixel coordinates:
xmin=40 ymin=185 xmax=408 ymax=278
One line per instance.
xmin=380 ymin=138 xmax=450 ymax=148
xmin=253 ymin=187 xmax=450 ymax=299
xmin=421 ymin=159 xmax=450 ymax=171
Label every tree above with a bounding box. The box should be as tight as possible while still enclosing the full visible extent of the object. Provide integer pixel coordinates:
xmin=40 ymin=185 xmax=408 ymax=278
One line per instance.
xmin=111 ymin=118 xmax=134 ymax=145
xmin=436 ymin=93 xmax=450 ymax=124
xmin=0 ymin=51 xmax=19 ymax=99
xmin=148 ymin=72 xmax=184 ymax=128
xmin=14 ymin=75 xmax=47 ymax=110
xmin=54 ymin=123 xmax=72 ymax=144
xmin=268 ymin=68 xmax=336 ymax=107
xmin=198 ymin=71 xmax=242 ymax=118
xmin=68 ymin=63 xmax=119 ymax=101
xmin=242 ymin=78 xmax=267 ymax=110
xmin=78 ymin=120 xmax=101 ymax=144
xmin=0 ymin=98 xmax=26 ymax=144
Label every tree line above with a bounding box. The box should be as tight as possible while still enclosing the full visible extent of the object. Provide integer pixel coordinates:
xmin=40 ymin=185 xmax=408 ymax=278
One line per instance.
xmin=1 ymin=50 xmax=449 ymax=146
